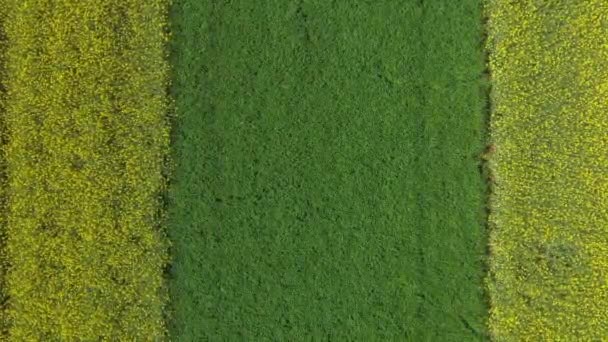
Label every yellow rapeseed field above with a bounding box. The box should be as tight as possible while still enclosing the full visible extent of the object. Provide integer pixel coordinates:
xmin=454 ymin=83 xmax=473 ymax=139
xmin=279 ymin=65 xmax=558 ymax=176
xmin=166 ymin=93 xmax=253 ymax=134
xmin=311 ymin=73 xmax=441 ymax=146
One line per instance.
xmin=0 ymin=0 xmax=7 ymax=338
xmin=486 ymin=0 xmax=608 ymax=340
xmin=2 ymin=0 xmax=170 ymax=339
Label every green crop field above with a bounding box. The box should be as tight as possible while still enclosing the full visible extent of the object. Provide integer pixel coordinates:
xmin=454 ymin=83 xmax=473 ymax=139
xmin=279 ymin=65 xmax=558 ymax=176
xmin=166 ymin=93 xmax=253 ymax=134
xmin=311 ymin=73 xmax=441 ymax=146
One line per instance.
xmin=0 ymin=3 xmax=7 ymax=338
xmin=166 ymin=1 xmax=489 ymax=340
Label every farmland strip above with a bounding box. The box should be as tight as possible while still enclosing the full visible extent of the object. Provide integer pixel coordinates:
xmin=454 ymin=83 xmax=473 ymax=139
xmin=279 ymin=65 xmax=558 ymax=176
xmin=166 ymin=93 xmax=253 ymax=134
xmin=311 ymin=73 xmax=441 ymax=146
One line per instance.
xmin=2 ymin=1 xmax=170 ymax=339
xmin=486 ymin=1 xmax=608 ymax=339
xmin=167 ymin=1 xmax=489 ymax=339
xmin=0 ymin=1 xmax=7 ymax=338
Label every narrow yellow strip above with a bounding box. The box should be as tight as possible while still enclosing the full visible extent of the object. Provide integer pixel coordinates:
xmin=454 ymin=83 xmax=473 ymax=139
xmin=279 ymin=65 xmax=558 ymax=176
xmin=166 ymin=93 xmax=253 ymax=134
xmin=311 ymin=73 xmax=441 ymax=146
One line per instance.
xmin=486 ymin=1 xmax=608 ymax=339
xmin=0 ymin=0 xmax=7 ymax=338
xmin=3 ymin=0 xmax=170 ymax=339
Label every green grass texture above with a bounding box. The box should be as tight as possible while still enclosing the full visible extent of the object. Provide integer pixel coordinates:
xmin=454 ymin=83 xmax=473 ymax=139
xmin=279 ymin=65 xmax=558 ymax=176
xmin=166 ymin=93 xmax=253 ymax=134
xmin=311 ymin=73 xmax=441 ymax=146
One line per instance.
xmin=167 ymin=1 xmax=489 ymax=340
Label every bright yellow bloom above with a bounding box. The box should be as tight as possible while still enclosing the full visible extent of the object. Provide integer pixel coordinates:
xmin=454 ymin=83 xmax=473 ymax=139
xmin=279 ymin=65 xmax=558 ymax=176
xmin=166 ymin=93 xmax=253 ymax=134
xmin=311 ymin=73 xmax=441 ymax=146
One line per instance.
xmin=1 ymin=0 xmax=171 ymax=340
xmin=486 ymin=0 xmax=608 ymax=340
xmin=0 ymin=0 xmax=8 ymax=338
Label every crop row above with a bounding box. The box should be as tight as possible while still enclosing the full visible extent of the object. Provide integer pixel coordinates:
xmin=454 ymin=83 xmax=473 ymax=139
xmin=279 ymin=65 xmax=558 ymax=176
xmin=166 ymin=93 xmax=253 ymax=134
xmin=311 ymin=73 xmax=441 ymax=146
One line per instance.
xmin=486 ymin=0 xmax=608 ymax=339
xmin=0 ymin=0 xmax=7 ymax=338
xmin=0 ymin=0 xmax=170 ymax=339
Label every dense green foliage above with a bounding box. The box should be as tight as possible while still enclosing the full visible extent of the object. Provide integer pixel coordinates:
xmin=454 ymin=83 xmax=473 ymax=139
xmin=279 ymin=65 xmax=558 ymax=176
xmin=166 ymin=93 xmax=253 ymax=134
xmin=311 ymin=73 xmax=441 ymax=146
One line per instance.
xmin=486 ymin=1 xmax=608 ymax=339
xmin=0 ymin=2 xmax=7 ymax=337
xmin=167 ymin=1 xmax=489 ymax=339
xmin=2 ymin=1 xmax=170 ymax=339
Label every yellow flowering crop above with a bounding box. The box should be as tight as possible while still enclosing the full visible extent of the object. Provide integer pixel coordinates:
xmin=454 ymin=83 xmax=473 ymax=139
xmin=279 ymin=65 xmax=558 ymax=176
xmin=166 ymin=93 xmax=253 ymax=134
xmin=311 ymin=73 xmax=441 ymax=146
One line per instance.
xmin=486 ymin=0 xmax=608 ymax=340
xmin=2 ymin=0 xmax=170 ymax=340
xmin=0 ymin=0 xmax=7 ymax=338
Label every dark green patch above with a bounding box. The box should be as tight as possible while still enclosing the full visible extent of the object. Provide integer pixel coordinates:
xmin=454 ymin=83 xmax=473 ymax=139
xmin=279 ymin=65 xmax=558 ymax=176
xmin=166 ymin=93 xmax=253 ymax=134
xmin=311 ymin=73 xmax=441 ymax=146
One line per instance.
xmin=167 ymin=1 xmax=488 ymax=340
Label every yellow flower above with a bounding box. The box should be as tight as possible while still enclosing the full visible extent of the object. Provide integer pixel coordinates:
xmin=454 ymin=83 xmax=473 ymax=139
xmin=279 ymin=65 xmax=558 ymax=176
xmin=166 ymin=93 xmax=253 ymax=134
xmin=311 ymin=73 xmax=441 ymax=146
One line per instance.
xmin=486 ymin=0 xmax=608 ymax=340
xmin=0 ymin=0 xmax=171 ymax=339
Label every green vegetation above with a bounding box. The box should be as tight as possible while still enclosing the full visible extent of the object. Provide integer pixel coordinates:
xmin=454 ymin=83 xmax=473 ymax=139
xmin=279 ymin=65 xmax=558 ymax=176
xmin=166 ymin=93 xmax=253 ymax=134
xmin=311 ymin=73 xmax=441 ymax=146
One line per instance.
xmin=486 ymin=1 xmax=608 ymax=339
xmin=0 ymin=1 xmax=7 ymax=337
xmin=167 ymin=1 xmax=489 ymax=339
